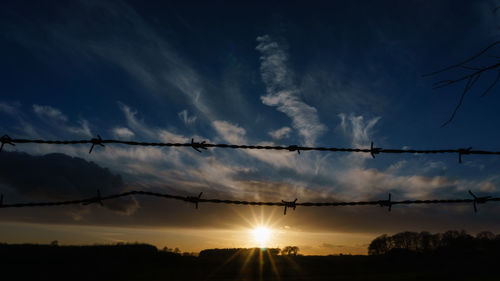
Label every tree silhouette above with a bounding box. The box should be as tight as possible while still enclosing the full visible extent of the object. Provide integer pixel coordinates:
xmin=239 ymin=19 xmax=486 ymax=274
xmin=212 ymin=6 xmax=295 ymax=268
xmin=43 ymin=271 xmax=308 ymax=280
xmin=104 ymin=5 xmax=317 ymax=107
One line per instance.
xmin=368 ymin=230 xmax=500 ymax=256
xmin=476 ymin=231 xmax=495 ymax=240
xmin=281 ymin=246 xmax=299 ymax=256
xmin=368 ymin=234 xmax=391 ymax=255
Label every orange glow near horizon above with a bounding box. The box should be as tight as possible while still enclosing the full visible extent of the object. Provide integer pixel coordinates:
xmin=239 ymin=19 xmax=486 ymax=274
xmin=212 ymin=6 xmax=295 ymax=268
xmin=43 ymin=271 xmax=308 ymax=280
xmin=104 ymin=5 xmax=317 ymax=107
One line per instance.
xmin=0 ymin=214 xmax=374 ymax=255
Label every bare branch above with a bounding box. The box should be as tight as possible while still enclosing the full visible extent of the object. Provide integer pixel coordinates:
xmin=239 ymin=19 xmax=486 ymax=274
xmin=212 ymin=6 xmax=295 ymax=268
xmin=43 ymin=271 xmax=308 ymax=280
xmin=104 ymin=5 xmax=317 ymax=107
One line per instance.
xmin=441 ymin=73 xmax=481 ymax=128
xmin=480 ymin=71 xmax=500 ymax=98
xmin=423 ymin=41 xmax=500 ymax=77
xmin=432 ymin=62 xmax=500 ymax=89
xmin=461 ymin=65 xmax=482 ymax=71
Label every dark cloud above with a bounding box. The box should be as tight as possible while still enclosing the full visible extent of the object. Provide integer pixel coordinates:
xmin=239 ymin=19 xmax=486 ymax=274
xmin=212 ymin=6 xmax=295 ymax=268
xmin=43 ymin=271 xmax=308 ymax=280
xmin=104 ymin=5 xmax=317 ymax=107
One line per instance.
xmin=0 ymin=151 xmax=138 ymax=215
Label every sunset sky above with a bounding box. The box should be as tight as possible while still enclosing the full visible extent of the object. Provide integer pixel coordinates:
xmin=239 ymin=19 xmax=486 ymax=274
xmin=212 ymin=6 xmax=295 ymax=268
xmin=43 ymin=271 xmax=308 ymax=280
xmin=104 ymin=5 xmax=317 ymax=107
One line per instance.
xmin=1 ymin=0 xmax=500 ymax=255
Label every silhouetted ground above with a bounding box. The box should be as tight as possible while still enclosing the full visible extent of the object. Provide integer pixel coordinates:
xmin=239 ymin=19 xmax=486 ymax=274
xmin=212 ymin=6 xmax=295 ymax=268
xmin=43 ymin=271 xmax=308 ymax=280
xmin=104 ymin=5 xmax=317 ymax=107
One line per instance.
xmin=0 ymin=242 xmax=498 ymax=280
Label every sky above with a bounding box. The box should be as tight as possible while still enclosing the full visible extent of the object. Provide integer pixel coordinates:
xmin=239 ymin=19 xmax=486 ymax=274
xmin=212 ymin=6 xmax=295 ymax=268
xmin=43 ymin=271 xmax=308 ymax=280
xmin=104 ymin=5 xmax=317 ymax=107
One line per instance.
xmin=1 ymin=0 xmax=500 ymax=255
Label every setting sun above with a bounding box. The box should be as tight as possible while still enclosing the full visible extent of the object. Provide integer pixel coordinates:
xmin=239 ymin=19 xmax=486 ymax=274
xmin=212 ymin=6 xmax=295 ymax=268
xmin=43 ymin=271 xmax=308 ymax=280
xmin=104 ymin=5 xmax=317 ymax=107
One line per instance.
xmin=252 ymin=227 xmax=271 ymax=247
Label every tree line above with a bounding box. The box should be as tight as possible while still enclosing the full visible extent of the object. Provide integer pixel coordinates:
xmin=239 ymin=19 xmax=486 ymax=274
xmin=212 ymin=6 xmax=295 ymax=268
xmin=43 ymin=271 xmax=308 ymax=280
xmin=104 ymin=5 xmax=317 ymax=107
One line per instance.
xmin=368 ymin=230 xmax=500 ymax=255
xmin=198 ymin=246 xmax=299 ymax=259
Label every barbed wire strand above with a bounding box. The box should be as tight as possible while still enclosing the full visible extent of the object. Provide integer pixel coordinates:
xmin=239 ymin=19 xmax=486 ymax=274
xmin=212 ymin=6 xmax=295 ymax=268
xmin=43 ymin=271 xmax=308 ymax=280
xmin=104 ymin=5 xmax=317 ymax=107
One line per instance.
xmin=2 ymin=135 xmax=500 ymax=163
xmin=0 ymin=190 xmax=498 ymax=214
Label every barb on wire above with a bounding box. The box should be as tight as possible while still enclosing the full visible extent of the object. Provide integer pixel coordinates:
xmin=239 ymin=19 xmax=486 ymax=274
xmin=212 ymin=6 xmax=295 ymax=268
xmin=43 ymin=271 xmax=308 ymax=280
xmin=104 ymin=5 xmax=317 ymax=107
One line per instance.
xmin=3 ymin=135 xmax=500 ymax=161
xmin=186 ymin=192 xmax=203 ymax=209
xmin=458 ymin=147 xmax=473 ymax=164
xmin=468 ymin=190 xmax=492 ymax=213
xmin=89 ymin=135 xmax=104 ymax=154
xmin=0 ymin=135 xmax=15 ymax=152
xmin=191 ymin=139 xmax=207 ymax=153
xmin=287 ymin=145 xmax=300 ymax=154
xmin=379 ymin=193 xmax=392 ymax=212
xmin=370 ymin=142 xmax=381 ymax=158
xmin=83 ymin=190 xmax=104 ymax=206
xmin=282 ymin=199 xmax=298 ymax=215
xmin=1 ymin=190 xmax=499 ymax=215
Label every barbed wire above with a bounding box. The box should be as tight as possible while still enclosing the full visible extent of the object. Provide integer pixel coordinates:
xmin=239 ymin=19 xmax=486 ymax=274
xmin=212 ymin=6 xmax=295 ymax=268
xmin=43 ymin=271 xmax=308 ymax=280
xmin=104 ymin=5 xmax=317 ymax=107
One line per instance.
xmin=0 ymin=190 xmax=498 ymax=214
xmin=2 ymin=135 xmax=500 ymax=163
xmin=2 ymin=135 xmax=499 ymax=214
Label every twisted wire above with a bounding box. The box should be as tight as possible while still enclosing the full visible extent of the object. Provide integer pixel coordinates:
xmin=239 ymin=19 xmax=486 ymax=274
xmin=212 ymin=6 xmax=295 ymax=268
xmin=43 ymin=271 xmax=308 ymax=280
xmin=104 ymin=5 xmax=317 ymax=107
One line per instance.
xmin=2 ymin=135 xmax=500 ymax=162
xmin=1 ymin=190 xmax=498 ymax=214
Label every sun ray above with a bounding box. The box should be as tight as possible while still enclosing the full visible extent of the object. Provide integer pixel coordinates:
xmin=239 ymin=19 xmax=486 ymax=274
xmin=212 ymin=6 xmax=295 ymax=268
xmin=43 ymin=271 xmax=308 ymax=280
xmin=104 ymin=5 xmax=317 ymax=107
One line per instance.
xmin=207 ymin=248 xmax=248 ymax=279
xmin=266 ymin=248 xmax=281 ymax=281
xmin=259 ymin=247 xmax=264 ymax=281
xmin=230 ymin=205 xmax=255 ymax=227
xmin=282 ymin=254 xmax=305 ymax=279
xmin=239 ymin=247 xmax=256 ymax=276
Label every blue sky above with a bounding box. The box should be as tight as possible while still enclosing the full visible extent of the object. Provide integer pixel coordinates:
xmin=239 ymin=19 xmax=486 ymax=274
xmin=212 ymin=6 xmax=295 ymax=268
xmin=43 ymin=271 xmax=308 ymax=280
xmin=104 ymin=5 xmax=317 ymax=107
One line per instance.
xmin=1 ymin=0 xmax=500 ymax=254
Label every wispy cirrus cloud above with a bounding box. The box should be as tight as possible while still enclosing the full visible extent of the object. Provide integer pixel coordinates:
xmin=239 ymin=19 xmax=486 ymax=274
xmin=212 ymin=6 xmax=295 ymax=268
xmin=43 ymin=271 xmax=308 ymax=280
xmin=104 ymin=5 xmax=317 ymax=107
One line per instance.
xmin=0 ymin=102 xmax=21 ymax=116
xmin=211 ymin=120 xmax=297 ymax=170
xmin=68 ymin=1 xmax=212 ymax=119
xmin=118 ymin=102 xmax=189 ymax=143
xmin=338 ymin=113 xmax=381 ymax=147
xmin=269 ymin=126 xmax=291 ymax=140
xmin=66 ymin=120 xmax=92 ymax=137
xmin=32 ymin=104 xmax=92 ymax=137
xmin=212 ymin=120 xmax=246 ymax=144
xmin=112 ymin=127 xmax=134 ymax=139
xmin=6 ymin=1 xmax=215 ymax=124
xmin=19 ymin=104 xmax=248 ymax=199
xmin=178 ymin=109 xmax=197 ymax=125
xmin=0 ymin=102 xmax=40 ymax=138
xmin=33 ymin=104 xmax=67 ymax=122
xmin=256 ymin=35 xmax=327 ymax=146
xmin=118 ymin=102 xmax=154 ymax=138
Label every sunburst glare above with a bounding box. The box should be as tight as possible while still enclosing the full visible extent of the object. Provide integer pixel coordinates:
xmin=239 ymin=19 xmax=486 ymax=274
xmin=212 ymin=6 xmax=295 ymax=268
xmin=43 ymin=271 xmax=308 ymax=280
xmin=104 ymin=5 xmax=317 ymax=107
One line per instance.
xmin=252 ymin=226 xmax=272 ymax=247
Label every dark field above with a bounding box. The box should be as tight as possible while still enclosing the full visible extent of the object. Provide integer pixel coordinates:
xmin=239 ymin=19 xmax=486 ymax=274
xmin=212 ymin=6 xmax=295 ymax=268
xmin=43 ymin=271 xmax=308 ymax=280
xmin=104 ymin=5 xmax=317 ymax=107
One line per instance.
xmin=0 ymin=243 xmax=498 ymax=281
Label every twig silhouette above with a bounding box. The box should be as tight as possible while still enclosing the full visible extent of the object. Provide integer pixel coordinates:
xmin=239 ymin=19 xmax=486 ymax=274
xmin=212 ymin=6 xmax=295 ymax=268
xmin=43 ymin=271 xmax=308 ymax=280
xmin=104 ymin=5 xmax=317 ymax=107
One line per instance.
xmin=424 ymin=41 xmax=500 ymax=127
